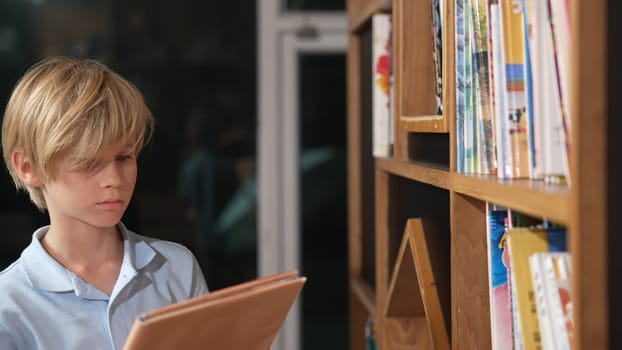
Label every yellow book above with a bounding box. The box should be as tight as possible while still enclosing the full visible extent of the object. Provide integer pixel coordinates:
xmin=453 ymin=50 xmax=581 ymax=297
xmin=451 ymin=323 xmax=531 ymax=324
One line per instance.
xmin=506 ymin=227 xmax=566 ymax=349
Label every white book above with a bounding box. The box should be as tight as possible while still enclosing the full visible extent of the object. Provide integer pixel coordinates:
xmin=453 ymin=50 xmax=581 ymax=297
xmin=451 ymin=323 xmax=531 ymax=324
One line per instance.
xmin=372 ymin=13 xmax=392 ymax=158
xmin=529 ymin=253 xmax=557 ymax=350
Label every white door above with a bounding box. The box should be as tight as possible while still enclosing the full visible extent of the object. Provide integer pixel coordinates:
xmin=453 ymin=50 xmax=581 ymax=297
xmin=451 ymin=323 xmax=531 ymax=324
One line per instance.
xmin=257 ymin=2 xmax=347 ymax=350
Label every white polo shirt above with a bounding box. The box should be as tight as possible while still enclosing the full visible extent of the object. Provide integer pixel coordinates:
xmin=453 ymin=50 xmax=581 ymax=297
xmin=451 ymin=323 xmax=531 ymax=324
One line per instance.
xmin=0 ymin=222 xmax=208 ymax=350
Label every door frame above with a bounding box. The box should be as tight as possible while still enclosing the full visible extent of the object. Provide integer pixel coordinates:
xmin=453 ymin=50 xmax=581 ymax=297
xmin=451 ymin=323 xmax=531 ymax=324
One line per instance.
xmin=257 ymin=2 xmax=347 ymax=350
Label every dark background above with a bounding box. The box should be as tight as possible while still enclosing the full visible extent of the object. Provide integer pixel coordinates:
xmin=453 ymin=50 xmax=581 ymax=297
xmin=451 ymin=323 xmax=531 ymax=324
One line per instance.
xmin=0 ymin=0 xmax=348 ymax=349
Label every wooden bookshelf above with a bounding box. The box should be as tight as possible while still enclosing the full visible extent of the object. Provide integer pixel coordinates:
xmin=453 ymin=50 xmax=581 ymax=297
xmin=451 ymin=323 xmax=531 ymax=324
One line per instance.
xmin=346 ymin=0 xmax=614 ymax=349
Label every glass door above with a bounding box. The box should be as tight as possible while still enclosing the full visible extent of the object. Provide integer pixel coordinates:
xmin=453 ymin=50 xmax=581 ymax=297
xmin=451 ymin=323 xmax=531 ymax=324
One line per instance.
xmin=257 ymin=2 xmax=347 ymax=349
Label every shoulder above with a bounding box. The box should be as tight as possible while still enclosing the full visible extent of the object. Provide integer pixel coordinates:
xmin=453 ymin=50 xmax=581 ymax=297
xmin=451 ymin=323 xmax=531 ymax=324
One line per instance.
xmin=124 ymin=230 xmax=208 ymax=295
xmin=133 ymin=232 xmax=197 ymax=264
xmin=0 ymin=258 xmax=28 ymax=296
xmin=0 ymin=258 xmax=33 ymax=323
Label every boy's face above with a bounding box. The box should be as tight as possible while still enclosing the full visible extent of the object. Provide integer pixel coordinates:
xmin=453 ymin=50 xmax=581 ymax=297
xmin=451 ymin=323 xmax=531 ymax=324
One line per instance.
xmin=42 ymin=143 xmax=138 ymax=231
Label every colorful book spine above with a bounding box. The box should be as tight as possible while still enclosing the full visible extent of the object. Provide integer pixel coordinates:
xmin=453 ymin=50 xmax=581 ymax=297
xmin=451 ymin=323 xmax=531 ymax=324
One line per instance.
xmin=506 ymin=227 xmax=567 ymax=350
xmin=530 ymin=252 xmax=574 ymax=350
xmin=490 ymin=3 xmax=511 ymax=179
xmin=471 ymin=0 xmax=497 ymax=175
xmin=464 ymin=0 xmax=476 ymax=173
xmin=431 ymin=0 xmax=444 ymax=115
xmin=526 ymin=0 xmax=569 ymax=184
xmin=455 ymin=0 xmax=467 ymax=173
xmin=485 ymin=204 xmax=513 ymax=349
xmin=499 ymin=0 xmax=530 ymax=178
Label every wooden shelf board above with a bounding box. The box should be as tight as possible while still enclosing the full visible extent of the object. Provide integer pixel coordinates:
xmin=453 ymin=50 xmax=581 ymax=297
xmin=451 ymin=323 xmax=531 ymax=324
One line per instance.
xmin=400 ymin=115 xmax=449 ymax=133
xmin=348 ymin=0 xmax=391 ymax=32
xmin=376 ymin=158 xmax=569 ymax=224
xmin=376 ymin=158 xmax=451 ymax=190
xmin=451 ymin=173 xmax=569 ymax=225
xmin=350 ymin=276 xmax=376 ymax=316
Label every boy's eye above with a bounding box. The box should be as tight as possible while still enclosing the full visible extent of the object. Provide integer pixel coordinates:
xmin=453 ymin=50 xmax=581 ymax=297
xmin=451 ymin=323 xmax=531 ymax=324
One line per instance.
xmin=116 ymin=155 xmax=133 ymax=161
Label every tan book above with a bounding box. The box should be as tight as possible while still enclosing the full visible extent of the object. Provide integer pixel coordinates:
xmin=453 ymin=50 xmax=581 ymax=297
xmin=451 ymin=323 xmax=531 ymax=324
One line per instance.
xmin=123 ymin=270 xmax=306 ymax=350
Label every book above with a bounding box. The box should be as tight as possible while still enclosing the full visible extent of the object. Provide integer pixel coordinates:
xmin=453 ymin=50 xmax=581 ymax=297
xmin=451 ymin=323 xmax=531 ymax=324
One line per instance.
xmin=490 ymin=3 xmax=511 ymax=179
xmin=464 ymin=0 xmax=476 ymax=173
xmin=372 ymin=13 xmax=392 ymax=158
xmin=506 ymin=227 xmax=566 ymax=350
xmin=431 ymin=0 xmax=444 ymax=114
xmin=485 ymin=204 xmax=513 ymax=349
xmin=524 ymin=0 xmax=570 ymax=184
xmin=123 ymin=270 xmax=306 ymax=350
xmin=470 ymin=0 xmax=496 ymax=175
xmin=531 ymin=252 xmax=574 ymax=350
xmin=499 ymin=0 xmax=530 ymax=178
xmin=455 ymin=0 xmax=467 ymax=173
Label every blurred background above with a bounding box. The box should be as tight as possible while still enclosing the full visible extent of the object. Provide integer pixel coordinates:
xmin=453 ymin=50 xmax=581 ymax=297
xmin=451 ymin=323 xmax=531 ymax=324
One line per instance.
xmin=0 ymin=0 xmax=347 ymax=349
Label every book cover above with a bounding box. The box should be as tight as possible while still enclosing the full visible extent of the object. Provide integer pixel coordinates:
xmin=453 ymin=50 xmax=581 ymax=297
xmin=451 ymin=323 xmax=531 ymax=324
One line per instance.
xmin=530 ymin=252 xmax=558 ymax=350
xmin=372 ymin=13 xmax=392 ymax=158
xmin=471 ymin=0 xmax=497 ymax=175
xmin=124 ymin=270 xmax=306 ymax=350
xmin=431 ymin=0 xmax=443 ymax=114
xmin=490 ymin=3 xmax=511 ymax=179
xmin=545 ymin=252 xmax=574 ymax=350
xmin=455 ymin=0 xmax=467 ymax=173
xmin=506 ymin=227 xmax=567 ymax=350
xmin=485 ymin=205 xmax=513 ymax=349
xmin=547 ymin=0 xmax=572 ymax=184
xmin=525 ymin=0 xmax=569 ymax=184
xmin=499 ymin=0 xmax=530 ymax=178
xmin=464 ymin=0 xmax=476 ymax=173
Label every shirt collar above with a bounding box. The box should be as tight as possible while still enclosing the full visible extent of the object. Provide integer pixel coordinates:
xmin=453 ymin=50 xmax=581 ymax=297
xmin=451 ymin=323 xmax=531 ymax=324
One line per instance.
xmin=21 ymin=222 xmax=158 ymax=294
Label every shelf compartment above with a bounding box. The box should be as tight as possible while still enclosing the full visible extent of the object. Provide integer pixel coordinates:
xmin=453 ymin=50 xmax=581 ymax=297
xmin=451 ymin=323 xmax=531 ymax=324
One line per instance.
xmin=384 ymin=218 xmax=450 ymax=350
xmin=347 ymin=0 xmax=391 ymax=32
xmin=451 ymin=173 xmax=569 ymax=225
xmin=407 ymin=132 xmax=450 ymax=168
xmin=377 ymin=158 xmax=451 ymax=190
xmin=393 ymin=0 xmax=449 ymax=133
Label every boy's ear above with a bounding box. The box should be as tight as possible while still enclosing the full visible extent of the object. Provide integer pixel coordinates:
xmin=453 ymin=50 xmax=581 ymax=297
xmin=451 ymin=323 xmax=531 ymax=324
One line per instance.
xmin=11 ymin=150 xmax=43 ymax=187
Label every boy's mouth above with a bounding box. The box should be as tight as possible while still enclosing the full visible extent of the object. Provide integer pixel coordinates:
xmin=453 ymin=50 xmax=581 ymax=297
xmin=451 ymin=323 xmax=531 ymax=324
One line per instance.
xmin=96 ymin=199 xmax=124 ymax=210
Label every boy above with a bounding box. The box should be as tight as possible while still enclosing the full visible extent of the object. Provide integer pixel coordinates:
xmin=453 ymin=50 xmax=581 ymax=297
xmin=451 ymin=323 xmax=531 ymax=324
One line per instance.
xmin=0 ymin=57 xmax=208 ymax=349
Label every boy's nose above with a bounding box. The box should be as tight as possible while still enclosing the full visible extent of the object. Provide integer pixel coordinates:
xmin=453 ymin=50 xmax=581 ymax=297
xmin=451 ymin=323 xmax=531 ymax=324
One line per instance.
xmin=99 ymin=162 xmax=123 ymax=188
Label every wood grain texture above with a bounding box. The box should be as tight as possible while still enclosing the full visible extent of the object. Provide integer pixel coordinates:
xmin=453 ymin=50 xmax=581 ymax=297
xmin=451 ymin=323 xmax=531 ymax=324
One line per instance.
xmin=450 ymin=193 xmax=491 ymax=350
xmin=375 ymin=168 xmax=390 ymax=349
xmin=407 ymin=219 xmax=450 ymax=350
xmin=400 ymin=116 xmax=447 ymax=133
xmin=569 ymin=0 xmax=608 ymax=348
xmin=377 ymin=158 xmax=451 ymax=190
xmin=444 ymin=0 xmax=456 ymax=172
xmin=397 ymin=0 xmax=437 ymax=118
xmin=392 ymin=0 xmax=408 ymax=160
xmin=347 ymin=0 xmax=392 ymax=32
xmin=451 ymin=173 xmax=569 ymax=225
xmin=351 ymin=277 xmax=377 ymax=316
xmin=384 ymin=223 xmax=426 ymax=318
xmin=347 ymin=33 xmax=369 ymax=350
xmin=384 ymin=318 xmax=434 ymax=350
xmin=347 ymin=35 xmax=363 ymax=279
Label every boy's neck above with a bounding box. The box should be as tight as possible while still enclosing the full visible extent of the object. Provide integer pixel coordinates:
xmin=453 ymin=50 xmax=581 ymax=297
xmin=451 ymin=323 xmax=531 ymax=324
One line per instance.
xmin=41 ymin=223 xmax=124 ymax=270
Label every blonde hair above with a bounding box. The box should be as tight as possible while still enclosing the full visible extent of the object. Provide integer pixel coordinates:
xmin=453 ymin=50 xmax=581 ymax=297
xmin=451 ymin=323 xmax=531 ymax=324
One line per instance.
xmin=1 ymin=57 xmax=154 ymax=209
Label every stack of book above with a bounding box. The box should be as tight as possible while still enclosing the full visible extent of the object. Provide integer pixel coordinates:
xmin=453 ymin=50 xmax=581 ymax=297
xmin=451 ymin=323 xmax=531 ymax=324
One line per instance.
xmin=486 ymin=203 xmax=574 ymax=350
xmin=455 ymin=0 xmax=571 ymax=184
